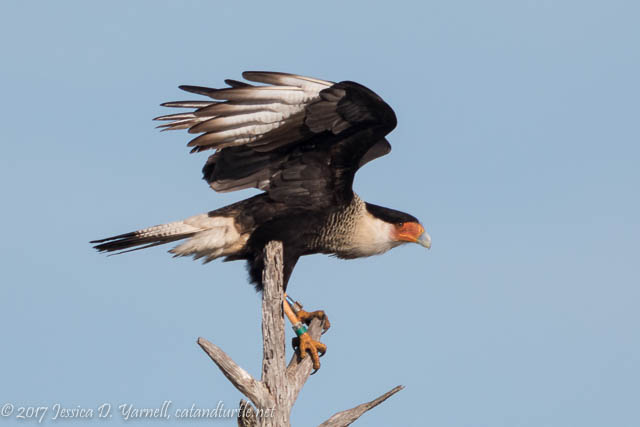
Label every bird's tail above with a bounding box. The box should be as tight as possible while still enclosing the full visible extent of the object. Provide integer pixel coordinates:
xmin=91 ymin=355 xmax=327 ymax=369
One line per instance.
xmin=91 ymin=212 xmax=247 ymax=263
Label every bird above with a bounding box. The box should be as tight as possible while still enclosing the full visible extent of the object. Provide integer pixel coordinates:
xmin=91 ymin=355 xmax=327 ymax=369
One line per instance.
xmin=91 ymin=71 xmax=431 ymax=369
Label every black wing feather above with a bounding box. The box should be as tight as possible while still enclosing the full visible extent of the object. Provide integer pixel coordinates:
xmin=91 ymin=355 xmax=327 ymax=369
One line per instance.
xmin=157 ymin=72 xmax=397 ymax=209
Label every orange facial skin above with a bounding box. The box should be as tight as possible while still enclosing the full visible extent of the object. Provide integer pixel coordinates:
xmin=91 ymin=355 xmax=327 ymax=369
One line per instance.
xmin=394 ymin=221 xmax=425 ymax=243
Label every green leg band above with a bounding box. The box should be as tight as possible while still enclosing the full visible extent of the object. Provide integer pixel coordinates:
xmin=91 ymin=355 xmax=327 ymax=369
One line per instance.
xmin=292 ymin=322 xmax=308 ymax=337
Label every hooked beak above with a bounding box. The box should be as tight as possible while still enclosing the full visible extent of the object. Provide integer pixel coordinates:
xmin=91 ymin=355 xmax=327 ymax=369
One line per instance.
xmin=417 ymin=231 xmax=431 ymax=249
xmin=395 ymin=222 xmax=432 ymax=249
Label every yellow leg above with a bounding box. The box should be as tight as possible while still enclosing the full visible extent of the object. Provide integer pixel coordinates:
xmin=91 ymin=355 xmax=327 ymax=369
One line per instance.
xmin=284 ymin=294 xmax=327 ymax=371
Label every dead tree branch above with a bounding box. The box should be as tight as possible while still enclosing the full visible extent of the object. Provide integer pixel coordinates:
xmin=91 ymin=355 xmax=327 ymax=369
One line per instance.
xmin=197 ymin=241 xmax=403 ymax=426
xmin=317 ymin=385 xmax=405 ymax=427
xmin=197 ymin=337 xmax=273 ymax=409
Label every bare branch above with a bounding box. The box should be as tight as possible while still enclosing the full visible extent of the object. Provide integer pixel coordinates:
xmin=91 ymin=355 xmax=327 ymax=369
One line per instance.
xmin=260 ymin=241 xmax=292 ymax=425
xmin=261 ymin=241 xmax=288 ymax=385
xmin=197 ymin=337 xmax=273 ymax=409
xmin=317 ymin=385 xmax=404 ymax=427
xmin=199 ymin=241 xmax=404 ymax=426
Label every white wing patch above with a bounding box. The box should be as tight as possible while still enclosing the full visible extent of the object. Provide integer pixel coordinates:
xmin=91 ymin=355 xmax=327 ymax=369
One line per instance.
xmin=155 ymin=72 xmax=333 ymax=152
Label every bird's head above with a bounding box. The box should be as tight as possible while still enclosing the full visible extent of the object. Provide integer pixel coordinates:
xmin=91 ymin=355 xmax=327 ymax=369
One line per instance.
xmin=364 ymin=202 xmax=431 ymax=250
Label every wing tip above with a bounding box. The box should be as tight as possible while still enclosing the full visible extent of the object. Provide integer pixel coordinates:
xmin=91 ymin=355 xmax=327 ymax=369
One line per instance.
xmin=179 ymin=85 xmax=219 ymax=96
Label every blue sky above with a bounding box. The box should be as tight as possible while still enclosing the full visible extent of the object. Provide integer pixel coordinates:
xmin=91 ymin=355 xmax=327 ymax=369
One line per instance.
xmin=1 ymin=1 xmax=638 ymax=426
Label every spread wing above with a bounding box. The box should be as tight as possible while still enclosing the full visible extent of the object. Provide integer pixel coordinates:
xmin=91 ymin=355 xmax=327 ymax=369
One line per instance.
xmin=155 ymin=71 xmax=397 ymax=208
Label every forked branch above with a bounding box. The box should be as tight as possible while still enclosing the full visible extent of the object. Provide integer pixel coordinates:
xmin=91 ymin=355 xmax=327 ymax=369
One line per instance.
xmin=197 ymin=241 xmax=403 ymax=426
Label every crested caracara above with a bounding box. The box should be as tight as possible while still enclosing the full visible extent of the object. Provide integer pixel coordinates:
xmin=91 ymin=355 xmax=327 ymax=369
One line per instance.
xmin=91 ymin=72 xmax=431 ymax=369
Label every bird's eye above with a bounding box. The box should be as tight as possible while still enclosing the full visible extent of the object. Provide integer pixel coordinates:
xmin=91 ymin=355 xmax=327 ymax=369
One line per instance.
xmin=397 ymin=222 xmax=404 ymax=227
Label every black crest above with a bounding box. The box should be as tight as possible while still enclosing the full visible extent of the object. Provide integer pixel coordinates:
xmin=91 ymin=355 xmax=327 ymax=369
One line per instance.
xmin=365 ymin=203 xmax=418 ymax=225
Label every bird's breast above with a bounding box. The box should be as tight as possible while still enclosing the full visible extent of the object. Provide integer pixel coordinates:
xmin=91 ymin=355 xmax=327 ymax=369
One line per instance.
xmin=308 ymin=195 xmax=398 ymax=259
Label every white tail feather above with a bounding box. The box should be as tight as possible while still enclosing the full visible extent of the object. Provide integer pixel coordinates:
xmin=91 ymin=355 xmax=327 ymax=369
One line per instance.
xmin=168 ymin=215 xmax=248 ymax=261
xmin=92 ymin=213 xmax=248 ymax=262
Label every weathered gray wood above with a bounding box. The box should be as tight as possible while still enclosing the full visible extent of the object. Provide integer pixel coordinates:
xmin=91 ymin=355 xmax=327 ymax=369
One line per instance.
xmin=197 ymin=337 xmax=273 ymax=410
xmin=260 ymin=241 xmax=291 ymax=426
xmin=317 ymin=385 xmax=404 ymax=427
xmin=198 ymin=241 xmax=403 ymax=426
xmin=237 ymin=400 xmax=257 ymax=427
